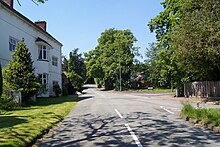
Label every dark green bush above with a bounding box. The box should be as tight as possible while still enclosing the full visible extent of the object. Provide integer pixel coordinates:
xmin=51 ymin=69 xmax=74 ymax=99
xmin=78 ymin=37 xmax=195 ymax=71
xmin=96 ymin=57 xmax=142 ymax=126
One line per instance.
xmin=53 ymin=84 xmax=61 ymax=97
xmin=0 ymin=97 xmax=19 ymax=110
xmin=62 ymin=86 xmax=68 ymax=96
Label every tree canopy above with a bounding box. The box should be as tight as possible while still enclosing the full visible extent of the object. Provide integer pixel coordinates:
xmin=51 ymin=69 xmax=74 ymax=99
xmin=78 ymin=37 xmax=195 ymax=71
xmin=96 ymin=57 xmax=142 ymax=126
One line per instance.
xmin=172 ymin=0 xmax=220 ymax=81
xmin=67 ymin=48 xmax=86 ymax=92
xmin=85 ymin=28 xmax=138 ymax=90
xmin=147 ymin=0 xmax=220 ymax=91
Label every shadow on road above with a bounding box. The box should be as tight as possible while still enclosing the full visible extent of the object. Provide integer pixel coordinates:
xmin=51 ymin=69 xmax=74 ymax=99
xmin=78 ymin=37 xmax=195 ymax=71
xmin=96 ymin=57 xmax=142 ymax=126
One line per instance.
xmin=37 ymin=112 xmax=220 ymax=146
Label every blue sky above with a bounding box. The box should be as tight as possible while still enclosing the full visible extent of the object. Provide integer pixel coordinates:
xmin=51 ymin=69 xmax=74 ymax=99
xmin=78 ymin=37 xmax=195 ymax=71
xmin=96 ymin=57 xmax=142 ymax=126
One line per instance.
xmin=15 ymin=0 xmax=164 ymax=60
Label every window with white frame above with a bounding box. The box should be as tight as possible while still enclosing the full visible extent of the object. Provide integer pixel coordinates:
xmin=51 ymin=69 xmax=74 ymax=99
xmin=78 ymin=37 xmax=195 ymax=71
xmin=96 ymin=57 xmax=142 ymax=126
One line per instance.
xmin=38 ymin=73 xmax=48 ymax=89
xmin=9 ymin=36 xmax=19 ymax=51
xmin=38 ymin=45 xmax=48 ymax=60
xmin=52 ymin=56 xmax=58 ymax=66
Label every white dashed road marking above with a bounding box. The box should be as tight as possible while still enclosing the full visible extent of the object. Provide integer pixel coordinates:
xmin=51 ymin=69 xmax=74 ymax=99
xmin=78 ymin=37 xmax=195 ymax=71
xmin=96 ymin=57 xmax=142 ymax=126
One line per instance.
xmin=114 ymin=109 xmax=143 ymax=147
xmin=125 ymin=124 xmax=143 ymax=147
xmin=114 ymin=109 xmax=124 ymax=118
xmin=160 ymin=106 xmax=175 ymax=114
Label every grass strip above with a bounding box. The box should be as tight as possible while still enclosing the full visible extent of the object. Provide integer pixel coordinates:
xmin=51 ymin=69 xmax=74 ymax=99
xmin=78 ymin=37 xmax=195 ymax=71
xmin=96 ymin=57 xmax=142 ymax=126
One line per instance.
xmin=181 ymin=103 xmax=220 ymax=127
xmin=0 ymin=96 xmax=78 ymax=147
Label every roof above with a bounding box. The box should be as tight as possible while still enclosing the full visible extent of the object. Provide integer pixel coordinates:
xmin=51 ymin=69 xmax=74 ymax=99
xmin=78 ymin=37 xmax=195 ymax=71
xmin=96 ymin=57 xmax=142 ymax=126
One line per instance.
xmin=35 ymin=37 xmax=52 ymax=48
xmin=0 ymin=1 xmax=63 ymax=47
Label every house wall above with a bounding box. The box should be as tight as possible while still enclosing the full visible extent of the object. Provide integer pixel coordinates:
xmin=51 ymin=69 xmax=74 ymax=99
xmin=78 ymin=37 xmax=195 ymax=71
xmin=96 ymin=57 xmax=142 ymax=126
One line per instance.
xmin=0 ymin=4 xmax=62 ymax=97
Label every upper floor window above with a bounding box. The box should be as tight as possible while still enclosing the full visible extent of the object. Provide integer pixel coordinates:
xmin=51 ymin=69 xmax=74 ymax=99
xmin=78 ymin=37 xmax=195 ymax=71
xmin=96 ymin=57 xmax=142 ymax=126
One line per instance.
xmin=52 ymin=56 xmax=58 ymax=66
xmin=9 ymin=36 xmax=19 ymax=51
xmin=38 ymin=45 xmax=48 ymax=60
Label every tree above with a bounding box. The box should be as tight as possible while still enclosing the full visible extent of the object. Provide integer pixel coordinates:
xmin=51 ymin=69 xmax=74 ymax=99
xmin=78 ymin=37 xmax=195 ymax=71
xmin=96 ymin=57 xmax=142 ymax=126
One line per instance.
xmin=85 ymin=28 xmax=138 ymax=90
xmin=62 ymin=56 xmax=68 ymax=72
xmin=4 ymin=39 xmax=40 ymax=103
xmin=148 ymin=0 xmax=185 ymax=89
xmin=67 ymin=48 xmax=86 ymax=92
xmin=172 ymin=0 xmax=220 ymax=81
xmin=0 ymin=64 xmax=2 ymax=98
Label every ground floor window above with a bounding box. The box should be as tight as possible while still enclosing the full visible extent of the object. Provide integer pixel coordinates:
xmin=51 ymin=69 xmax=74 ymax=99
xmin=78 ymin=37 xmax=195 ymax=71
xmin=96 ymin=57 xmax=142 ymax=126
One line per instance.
xmin=38 ymin=73 xmax=48 ymax=89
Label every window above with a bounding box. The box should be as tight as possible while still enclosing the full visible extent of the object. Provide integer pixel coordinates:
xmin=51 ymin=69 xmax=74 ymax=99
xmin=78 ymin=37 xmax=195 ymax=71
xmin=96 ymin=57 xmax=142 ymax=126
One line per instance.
xmin=52 ymin=56 xmax=58 ymax=66
xmin=38 ymin=73 xmax=48 ymax=89
xmin=9 ymin=36 xmax=19 ymax=51
xmin=38 ymin=45 xmax=48 ymax=60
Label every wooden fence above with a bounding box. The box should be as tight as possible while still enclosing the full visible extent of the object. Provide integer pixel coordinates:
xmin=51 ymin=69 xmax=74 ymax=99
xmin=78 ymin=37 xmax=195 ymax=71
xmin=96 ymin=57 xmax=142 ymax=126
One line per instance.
xmin=184 ymin=81 xmax=220 ymax=98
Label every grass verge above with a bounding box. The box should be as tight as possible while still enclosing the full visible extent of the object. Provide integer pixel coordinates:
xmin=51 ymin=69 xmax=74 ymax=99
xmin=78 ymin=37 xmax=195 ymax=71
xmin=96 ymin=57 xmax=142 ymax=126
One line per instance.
xmin=0 ymin=96 xmax=78 ymax=147
xmin=181 ymin=103 xmax=220 ymax=127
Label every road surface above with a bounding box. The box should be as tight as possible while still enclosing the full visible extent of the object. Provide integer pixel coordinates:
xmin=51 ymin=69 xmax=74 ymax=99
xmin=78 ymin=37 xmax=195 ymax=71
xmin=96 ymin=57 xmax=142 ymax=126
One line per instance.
xmin=36 ymin=85 xmax=220 ymax=147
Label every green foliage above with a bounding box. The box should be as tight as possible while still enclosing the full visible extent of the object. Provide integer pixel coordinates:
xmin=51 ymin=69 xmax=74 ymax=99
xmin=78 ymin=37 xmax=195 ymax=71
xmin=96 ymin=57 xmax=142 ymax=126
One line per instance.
xmin=149 ymin=0 xmax=220 ymax=86
xmin=62 ymin=86 xmax=68 ymax=96
xmin=0 ymin=97 xmax=19 ymax=110
xmin=148 ymin=0 xmax=184 ymax=89
xmin=85 ymin=28 xmax=138 ymax=89
xmin=67 ymin=48 xmax=86 ymax=93
xmin=53 ymin=84 xmax=61 ymax=97
xmin=181 ymin=103 xmax=220 ymax=127
xmin=0 ymin=64 xmax=2 ymax=98
xmin=172 ymin=0 xmax=220 ymax=81
xmin=3 ymin=39 xmax=41 ymax=103
xmin=67 ymin=72 xmax=84 ymax=92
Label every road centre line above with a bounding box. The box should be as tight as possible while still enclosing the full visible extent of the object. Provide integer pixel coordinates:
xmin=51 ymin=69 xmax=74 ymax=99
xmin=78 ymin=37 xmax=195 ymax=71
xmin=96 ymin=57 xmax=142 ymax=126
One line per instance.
xmin=114 ymin=109 xmax=143 ymax=147
xmin=114 ymin=109 xmax=124 ymax=118
xmin=160 ymin=106 xmax=175 ymax=114
xmin=125 ymin=124 xmax=143 ymax=147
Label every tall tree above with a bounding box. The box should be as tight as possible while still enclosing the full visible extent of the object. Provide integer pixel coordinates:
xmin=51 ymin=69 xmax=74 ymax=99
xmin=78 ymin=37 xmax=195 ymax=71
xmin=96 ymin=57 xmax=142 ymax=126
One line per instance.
xmin=172 ymin=0 xmax=220 ymax=81
xmin=148 ymin=0 xmax=184 ymax=89
xmin=67 ymin=48 xmax=86 ymax=92
xmin=4 ymin=39 xmax=40 ymax=103
xmin=85 ymin=28 xmax=138 ymax=90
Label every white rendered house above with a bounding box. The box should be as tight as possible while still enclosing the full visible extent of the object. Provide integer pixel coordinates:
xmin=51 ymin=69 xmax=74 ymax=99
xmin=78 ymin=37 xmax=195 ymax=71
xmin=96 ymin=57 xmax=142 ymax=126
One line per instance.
xmin=0 ymin=0 xmax=63 ymax=97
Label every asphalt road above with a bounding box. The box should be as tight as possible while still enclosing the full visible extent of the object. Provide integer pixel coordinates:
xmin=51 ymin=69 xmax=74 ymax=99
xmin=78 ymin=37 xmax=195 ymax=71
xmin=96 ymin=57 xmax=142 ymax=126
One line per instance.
xmin=37 ymin=85 xmax=220 ymax=147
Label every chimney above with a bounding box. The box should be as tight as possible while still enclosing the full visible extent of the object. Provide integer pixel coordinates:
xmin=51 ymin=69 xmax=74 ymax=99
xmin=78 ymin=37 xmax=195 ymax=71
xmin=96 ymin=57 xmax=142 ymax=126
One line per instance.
xmin=35 ymin=21 xmax=47 ymax=31
xmin=2 ymin=0 xmax=14 ymax=8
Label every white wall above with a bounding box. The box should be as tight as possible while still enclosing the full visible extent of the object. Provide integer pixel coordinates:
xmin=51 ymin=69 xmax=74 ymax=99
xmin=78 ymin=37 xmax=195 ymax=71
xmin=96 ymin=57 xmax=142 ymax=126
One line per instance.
xmin=0 ymin=4 xmax=62 ymax=97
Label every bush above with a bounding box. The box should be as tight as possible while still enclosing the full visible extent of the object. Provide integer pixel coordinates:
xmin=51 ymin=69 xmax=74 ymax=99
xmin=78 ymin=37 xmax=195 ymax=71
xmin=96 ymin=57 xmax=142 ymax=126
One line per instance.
xmin=0 ymin=96 xmax=19 ymax=110
xmin=67 ymin=72 xmax=84 ymax=92
xmin=53 ymin=84 xmax=61 ymax=97
xmin=181 ymin=103 xmax=220 ymax=127
xmin=62 ymin=86 xmax=68 ymax=96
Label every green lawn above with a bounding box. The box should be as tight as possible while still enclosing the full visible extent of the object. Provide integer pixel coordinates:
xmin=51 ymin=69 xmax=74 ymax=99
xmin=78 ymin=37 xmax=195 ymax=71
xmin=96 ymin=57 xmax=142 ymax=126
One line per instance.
xmin=181 ymin=104 xmax=220 ymax=127
xmin=0 ymin=96 xmax=78 ymax=147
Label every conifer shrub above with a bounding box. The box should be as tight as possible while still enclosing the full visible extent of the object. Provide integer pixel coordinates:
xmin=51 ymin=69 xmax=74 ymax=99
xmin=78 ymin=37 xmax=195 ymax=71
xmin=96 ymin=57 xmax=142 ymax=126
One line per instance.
xmin=4 ymin=39 xmax=40 ymax=103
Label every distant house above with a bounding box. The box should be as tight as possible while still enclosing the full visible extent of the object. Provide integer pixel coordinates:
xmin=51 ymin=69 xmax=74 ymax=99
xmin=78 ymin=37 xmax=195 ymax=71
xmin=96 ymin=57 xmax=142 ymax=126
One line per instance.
xmin=0 ymin=0 xmax=63 ymax=97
